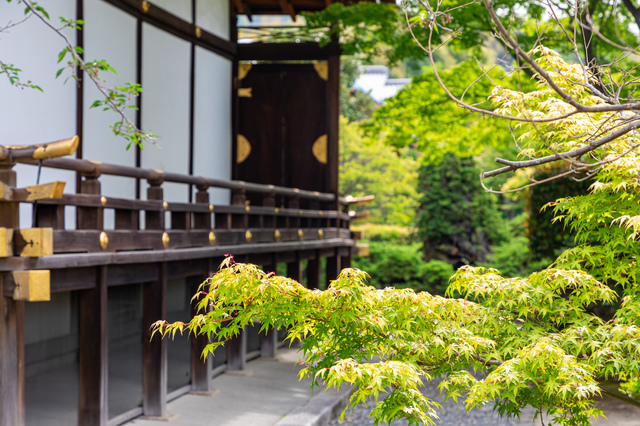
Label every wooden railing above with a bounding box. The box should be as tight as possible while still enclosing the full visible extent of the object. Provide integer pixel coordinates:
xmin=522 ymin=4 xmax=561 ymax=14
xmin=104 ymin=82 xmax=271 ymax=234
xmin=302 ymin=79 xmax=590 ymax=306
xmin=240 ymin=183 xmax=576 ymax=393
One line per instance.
xmin=0 ymin=137 xmax=368 ymax=426
xmin=0 ymin=137 xmax=359 ymax=272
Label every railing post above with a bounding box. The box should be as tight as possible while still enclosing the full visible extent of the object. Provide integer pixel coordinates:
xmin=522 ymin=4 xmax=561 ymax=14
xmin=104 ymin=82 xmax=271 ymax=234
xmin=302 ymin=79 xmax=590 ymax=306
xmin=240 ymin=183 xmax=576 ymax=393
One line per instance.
xmin=77 ymin=170 xmax=103 ymax=230
xmin=0 ymin=160 xmax=25 ymax=426
xmin=231 ymin=188 xmax=248 ymax=229
xmin=146 ymin=175 xmax=164 ymax=230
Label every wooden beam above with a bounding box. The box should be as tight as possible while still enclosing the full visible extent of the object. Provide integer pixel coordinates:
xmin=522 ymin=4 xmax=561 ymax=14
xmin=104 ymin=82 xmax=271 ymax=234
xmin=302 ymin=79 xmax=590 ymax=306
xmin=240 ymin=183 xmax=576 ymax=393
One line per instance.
xmin=237 ymin=42 xmax=341 ymax=61
xmin=0 ymin=238 xmax=356 ymax=272
xmin=78 ymin=265 xmax=108 ymax=426
xmin=234 ymin=0 xmax=253 ymax=20
xmin=278 ymin=0 xmax=296 ymax=20
xmin=0 ymin=136 xmax=78 ymax=161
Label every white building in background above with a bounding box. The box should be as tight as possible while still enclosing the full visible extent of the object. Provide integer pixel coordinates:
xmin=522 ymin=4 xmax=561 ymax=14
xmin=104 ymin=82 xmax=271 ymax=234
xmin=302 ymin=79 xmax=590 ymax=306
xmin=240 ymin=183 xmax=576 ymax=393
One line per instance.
xmin=353 ymin=65 xmax=411 ymax=103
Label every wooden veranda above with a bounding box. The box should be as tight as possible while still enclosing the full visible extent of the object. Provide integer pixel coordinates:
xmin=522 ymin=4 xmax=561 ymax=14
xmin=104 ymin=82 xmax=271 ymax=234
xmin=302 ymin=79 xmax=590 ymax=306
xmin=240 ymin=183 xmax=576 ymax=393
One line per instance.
xmin=0 ymin=138 xmax=366 ymax=425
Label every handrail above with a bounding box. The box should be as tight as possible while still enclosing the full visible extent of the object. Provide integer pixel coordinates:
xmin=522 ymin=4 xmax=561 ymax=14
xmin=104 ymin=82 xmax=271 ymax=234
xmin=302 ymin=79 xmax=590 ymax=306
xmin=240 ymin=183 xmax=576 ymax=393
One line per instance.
xmin=15 ymin=156 xmax=336 ymax=202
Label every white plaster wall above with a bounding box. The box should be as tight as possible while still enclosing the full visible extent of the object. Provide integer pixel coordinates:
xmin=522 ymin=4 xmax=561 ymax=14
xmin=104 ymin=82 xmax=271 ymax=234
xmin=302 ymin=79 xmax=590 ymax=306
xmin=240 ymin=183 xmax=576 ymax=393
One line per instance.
xmin=196 ymin=0 xmax=230 ymax=40
xmin=141 ymin=24 xmax=191 ymax=204
xmin=0 ymin=0 xmax=77 ymax=228
xmin=150 ymin=0 xmax=192 ymax=22
xmin=84 ymin=0 xmax=138 ymax=229
xmin=192 ymin=46 xmax=231 ymax=206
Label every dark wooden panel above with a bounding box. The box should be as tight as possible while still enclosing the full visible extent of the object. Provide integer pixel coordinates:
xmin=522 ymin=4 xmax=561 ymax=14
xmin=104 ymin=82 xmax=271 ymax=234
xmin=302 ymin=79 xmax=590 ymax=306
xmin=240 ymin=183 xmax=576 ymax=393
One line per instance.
xmin=143 ymin=263 xmax=167 ymax=416
xmin=284 ymin=65 xmax=327 ymax=196
xmin=78 ymin=265 xmax=108 ymax=425
xmin=238 ymin=65 xmax=283 ymax=193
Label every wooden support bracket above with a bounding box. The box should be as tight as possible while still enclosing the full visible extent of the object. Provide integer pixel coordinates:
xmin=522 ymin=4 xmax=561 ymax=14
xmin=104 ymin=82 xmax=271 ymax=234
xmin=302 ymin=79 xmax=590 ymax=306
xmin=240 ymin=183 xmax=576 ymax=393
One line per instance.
xmin=0 ymin=181 xmax=65 ymax=202
xmin=0 ymin=228 xmax=14 ymax=257
xmin=12 ymin=270 xmax=50 ymax=301
xmin=15 ymin=228 xmax=53 ymax=257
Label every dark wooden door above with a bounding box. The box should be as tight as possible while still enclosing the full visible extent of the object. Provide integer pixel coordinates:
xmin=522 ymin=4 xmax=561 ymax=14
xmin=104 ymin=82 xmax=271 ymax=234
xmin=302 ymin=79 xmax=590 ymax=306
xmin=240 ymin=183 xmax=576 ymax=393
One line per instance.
xmin=237 ymin=63 xmax=329 ymax=206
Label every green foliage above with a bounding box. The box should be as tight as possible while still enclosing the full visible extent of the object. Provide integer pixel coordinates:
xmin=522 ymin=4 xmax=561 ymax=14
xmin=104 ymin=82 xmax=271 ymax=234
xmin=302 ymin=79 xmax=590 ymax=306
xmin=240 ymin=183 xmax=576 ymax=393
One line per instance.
xmin=156 ymin=258 xmax=640 ymax=425
xmin=525 ymin=168 xmax=592 ymax=261
xmin=340 ymin=56 xmax=379 ymax=123
xmin=417 ymin=154 xmax=506 ymax=266
xmin=364 ymin=62 xmax=519 ymax=164
xmin=353 ymin=242 xmax=453 ymax=294
xmin=302 ymin=3 xmax=430 ymax=66
xmin=340 ymin=117 xmax=418 ymax=227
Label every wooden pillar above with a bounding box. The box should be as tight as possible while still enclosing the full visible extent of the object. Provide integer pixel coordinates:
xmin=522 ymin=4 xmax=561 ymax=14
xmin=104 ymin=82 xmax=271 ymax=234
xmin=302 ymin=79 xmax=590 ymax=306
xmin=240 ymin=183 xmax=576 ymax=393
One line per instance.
xmin=307 ymin=252 xmax=321 ymax=290
xmin=227 ymin=189 xmax=247 ymax=370
xmin=260 ymin=258 xmax=278 ymax=358
xmin=190 ymin=188 xmax=213 ymax=392
xmin=78 ymin=266 xmax=108 ymax=426
xmin=326 ymin=52 xmax=340 ymax=211
xmin=341 ymin=255 xmax=352 ymax=269
xmin=190 ymin=273 xmax=212 ymax=392
xmin=142 ymin=263 xmax=167 ymax=417
xmin=326 ymin=250 xmax=341 ymax=284
xmin=287 ymin=259 xmax=303 ymax=283
xmin=0 ymin=164 xmax=24 ymax=425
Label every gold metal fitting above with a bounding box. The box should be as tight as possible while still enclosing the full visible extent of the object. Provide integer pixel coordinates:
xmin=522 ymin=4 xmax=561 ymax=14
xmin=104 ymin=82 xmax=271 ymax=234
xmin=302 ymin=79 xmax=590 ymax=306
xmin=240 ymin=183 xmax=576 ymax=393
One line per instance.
xmin=163 ymin=201 xmax=168 ymax=210
xmin=274 ymin=208 xmax=279 ymax=214
xmin=299 ymin=210 xmax=303 ymax=216
xmin=142 ymin=1 xmax=150 ymax=13
xmin=274 ymin=229 xmax=281 ymax=242
xmin=318 ymin=229 xmax=324 ymax=239
xmin=162 ymin=232 xmax=170 ymax=248
xmin=245 ymin=230 xmax=252 ymax=243
xmin=318 ymin=211 xmax=323 ymax=216
xmin=209 ymin=232 xmax=216 ymax=246
xmin=245 ymin=205 xmax=250 ymax=212
xmin=195 ymin=27 xmax=202 ymax=38
xmin=100 ymin=196 xmax=107 ymax=206
xmin=297 ymin=229 xmax=304 ymax=241
xmin=209 ymin=204 xmax=214 ymax=212
xmin=99 ymin=232 xmax=109 ymax=250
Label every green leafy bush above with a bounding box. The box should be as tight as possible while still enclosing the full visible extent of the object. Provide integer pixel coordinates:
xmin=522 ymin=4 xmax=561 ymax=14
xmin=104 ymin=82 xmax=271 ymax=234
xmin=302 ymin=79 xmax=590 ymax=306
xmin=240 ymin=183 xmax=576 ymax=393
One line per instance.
xmin=353 ymin=241 xmax=453 ymax=294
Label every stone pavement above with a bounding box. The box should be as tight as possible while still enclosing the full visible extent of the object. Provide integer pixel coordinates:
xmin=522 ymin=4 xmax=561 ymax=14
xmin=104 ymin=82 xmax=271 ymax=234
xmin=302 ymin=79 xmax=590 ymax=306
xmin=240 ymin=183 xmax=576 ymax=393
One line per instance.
xmin=126 ymin=347 xmax=640 ymax=426
xmin=126 ymin=346 xmax=346 ymax=426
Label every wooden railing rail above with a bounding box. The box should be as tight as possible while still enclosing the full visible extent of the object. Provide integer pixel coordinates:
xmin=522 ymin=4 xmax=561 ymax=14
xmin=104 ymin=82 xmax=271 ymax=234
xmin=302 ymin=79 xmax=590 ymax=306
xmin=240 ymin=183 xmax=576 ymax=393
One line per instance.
xmin=17 ymin=157 xmax=336 ymax=202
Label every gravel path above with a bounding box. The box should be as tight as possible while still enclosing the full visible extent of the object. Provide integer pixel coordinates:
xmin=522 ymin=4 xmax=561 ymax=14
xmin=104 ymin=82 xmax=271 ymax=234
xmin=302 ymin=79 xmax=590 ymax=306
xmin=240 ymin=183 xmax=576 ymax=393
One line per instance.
xmin=329 ymin=377 xmax=537 ymax=426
